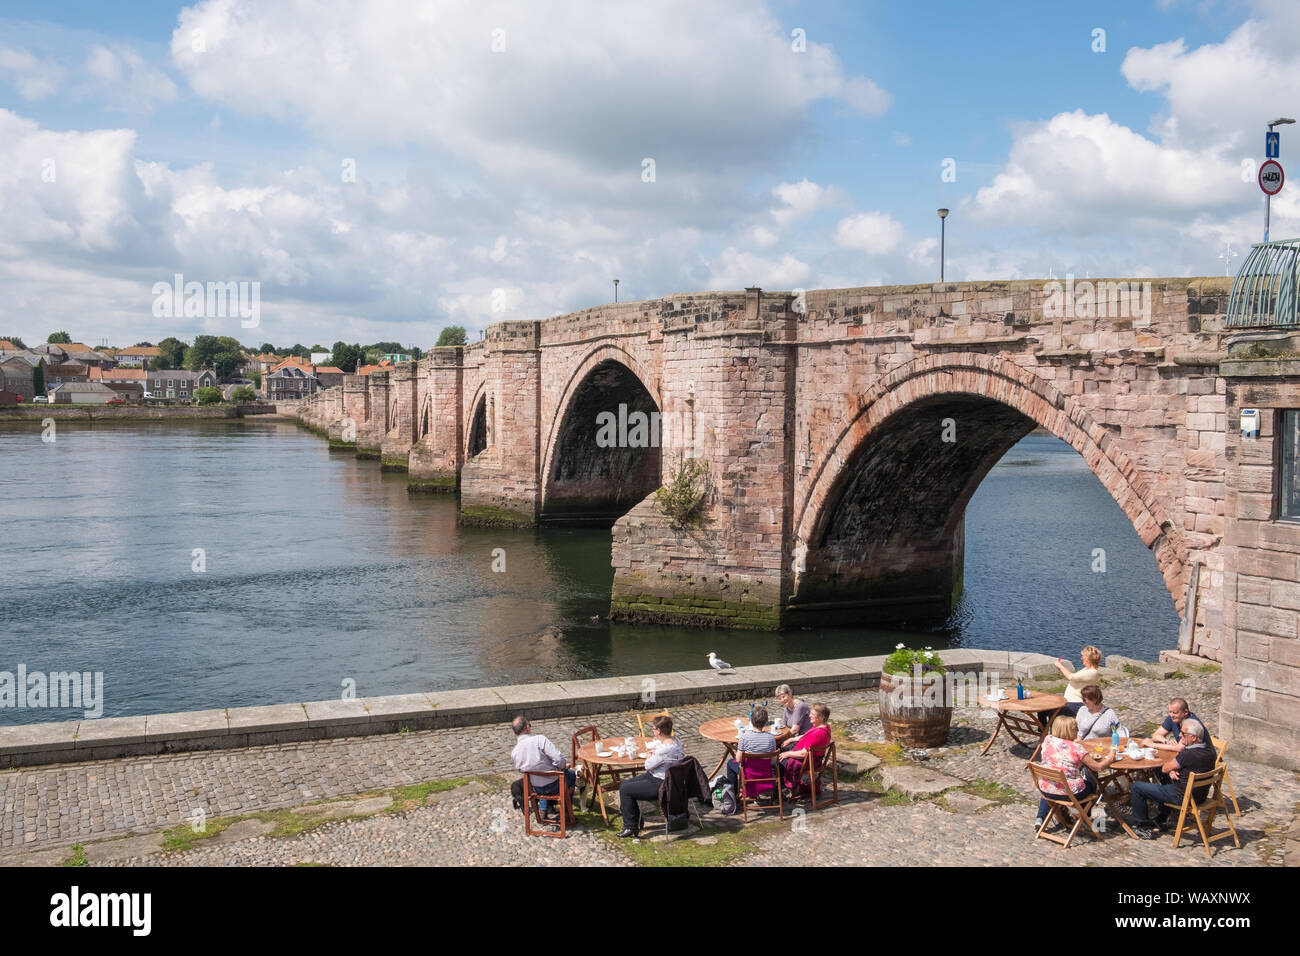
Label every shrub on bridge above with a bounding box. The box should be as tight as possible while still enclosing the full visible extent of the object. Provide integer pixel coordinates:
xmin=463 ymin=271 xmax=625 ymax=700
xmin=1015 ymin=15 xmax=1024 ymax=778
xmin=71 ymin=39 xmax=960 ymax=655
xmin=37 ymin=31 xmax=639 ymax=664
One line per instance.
xmin=654 ymin=457 xmax=710 ymax=527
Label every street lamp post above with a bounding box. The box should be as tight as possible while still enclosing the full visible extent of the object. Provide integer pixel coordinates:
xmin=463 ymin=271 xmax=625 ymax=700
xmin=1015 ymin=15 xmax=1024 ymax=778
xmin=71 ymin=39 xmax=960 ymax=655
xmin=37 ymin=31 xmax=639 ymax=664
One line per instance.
xmin=1266 ymin=118 xmax=1295 ymax=241
xmin=614 ymin=279 xmax=620 ymax=303
xmin=937 ymin=208 xmax=949 ymax=283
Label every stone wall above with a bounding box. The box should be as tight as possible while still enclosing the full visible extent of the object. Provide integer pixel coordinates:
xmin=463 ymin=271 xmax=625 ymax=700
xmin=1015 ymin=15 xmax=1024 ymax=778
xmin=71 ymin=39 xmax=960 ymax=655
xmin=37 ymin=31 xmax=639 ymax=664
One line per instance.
xmin=1220 ymin=354 xmax=1300 ymax=769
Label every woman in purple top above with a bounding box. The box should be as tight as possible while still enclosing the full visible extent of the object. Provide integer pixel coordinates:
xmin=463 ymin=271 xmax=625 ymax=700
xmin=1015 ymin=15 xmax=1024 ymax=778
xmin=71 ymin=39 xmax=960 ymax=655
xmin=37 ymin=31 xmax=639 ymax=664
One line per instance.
xmin=775 ymin=684 xmax=811 ymax=734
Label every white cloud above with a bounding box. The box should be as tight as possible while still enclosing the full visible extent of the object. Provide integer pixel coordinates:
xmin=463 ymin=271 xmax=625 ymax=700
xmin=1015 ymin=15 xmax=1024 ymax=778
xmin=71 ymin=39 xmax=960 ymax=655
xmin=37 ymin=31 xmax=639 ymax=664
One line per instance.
xmin=833 ymin=211 xmax=905 ymax=256
xmin=705 ymin=248 xmax=810 ymax=290
xmin=82 ymin=45 xmax=178 ymax=112
xmin=0 ymin=45 xmax=63 ymax=99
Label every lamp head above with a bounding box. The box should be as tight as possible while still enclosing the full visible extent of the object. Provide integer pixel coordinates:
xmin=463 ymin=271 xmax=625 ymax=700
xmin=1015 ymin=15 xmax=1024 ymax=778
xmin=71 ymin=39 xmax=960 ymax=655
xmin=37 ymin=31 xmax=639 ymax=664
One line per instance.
xmin=937 ymin=208 xmax=950 ymax=220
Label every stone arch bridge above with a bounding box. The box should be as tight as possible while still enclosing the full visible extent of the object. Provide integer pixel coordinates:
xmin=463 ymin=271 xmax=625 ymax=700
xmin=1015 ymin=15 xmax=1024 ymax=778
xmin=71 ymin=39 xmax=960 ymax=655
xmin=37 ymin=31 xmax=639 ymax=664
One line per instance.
xmin=298 ymin=278 xmax=1235 ymax=658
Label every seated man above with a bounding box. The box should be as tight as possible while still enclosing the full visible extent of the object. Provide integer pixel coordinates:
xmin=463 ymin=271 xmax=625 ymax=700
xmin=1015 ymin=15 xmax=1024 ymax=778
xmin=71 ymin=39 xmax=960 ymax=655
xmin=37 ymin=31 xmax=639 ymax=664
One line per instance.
xmin=726 ymin=705 xmax=778 ymax=797
xmin=1143 ymin=697 xmax=1212 ymax=753
xmin=1129 ymin=718 xmax=1217 ymax=839
xmin=617 ymin=715 xmax=684 ymax=838
xmin=510 ymin=715 xmax=575 ymax=819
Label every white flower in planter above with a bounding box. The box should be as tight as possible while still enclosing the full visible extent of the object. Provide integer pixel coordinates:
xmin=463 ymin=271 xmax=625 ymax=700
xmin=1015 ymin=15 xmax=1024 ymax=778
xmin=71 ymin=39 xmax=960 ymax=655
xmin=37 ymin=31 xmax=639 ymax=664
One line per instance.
xmin=895 ymin=643 xmax=905 ymax=650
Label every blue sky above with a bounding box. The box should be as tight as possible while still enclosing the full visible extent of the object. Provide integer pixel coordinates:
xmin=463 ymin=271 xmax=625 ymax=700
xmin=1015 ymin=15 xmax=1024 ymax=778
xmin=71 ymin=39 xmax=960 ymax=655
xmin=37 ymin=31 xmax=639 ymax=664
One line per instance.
xmin=0 ymin=0 xmax=1295 ymax=348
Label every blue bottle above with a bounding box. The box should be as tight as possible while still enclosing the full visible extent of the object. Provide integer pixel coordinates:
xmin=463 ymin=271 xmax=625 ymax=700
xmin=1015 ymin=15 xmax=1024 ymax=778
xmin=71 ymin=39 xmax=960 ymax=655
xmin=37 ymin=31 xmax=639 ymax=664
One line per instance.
xmin=1111 ymin=724 xmax=1120 ymax=753
xmin=1016 ymin=679 xmax=1024 ymax=700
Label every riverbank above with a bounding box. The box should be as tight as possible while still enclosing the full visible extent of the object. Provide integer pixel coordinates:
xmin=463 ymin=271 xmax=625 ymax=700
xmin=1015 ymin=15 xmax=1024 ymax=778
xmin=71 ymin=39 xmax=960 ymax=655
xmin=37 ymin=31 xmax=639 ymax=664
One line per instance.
xmin=0 ymin=403 xmax=280 ymax=423
xmin=3 ymin=658 xmax=1292 ymax=869
xmin=0 ymin=648 xmax=1080 ymax=767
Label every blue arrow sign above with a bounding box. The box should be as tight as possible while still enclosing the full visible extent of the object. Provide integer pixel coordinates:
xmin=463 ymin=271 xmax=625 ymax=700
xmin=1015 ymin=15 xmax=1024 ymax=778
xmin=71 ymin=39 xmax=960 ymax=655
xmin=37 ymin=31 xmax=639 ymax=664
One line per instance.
xmin=1267 ymin=131 xmax=1280 ymax=159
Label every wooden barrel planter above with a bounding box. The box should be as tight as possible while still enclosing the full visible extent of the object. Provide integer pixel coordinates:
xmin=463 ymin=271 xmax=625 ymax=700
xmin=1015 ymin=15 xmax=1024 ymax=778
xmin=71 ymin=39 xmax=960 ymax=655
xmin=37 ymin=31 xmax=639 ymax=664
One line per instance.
xmin=879 ymin=670 xmax=953 ymax=748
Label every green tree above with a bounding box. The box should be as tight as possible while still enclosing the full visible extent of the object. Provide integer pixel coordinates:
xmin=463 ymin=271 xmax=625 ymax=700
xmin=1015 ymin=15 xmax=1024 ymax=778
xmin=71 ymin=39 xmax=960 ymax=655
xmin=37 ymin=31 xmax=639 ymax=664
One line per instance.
xmin=435 ymin=326 xmax=467 ymax=347
xmin=1 ymin=335 xmax=26 ymax=349
xmin=131 ymin=341 xmax=154 ymax=348
xmin=194 ymin=386 xmax=223 ymax=406
xmin=258 ymin=342 xmax=275 ymax=353
xmin=330 ymin=341 xmax=363 ymax=373
xmin=248 ymin=369 xmax=261 ymax=388
xmin=32 ymin=363 xmax=44 ymax=394
xmin=156 ymin=337 xmax=187 ymax=369
xmin=231 ymin=385 xmax=256 ymax=401
xmin=186 ymin=335 xmax=244 ymax=372
xmin=47 ymin=331 xmax=71 ymax=344
xmin=212 ymin=349 xmax=244 ymax=380
xmin=289 ymin=343 xmax=309 ymax=358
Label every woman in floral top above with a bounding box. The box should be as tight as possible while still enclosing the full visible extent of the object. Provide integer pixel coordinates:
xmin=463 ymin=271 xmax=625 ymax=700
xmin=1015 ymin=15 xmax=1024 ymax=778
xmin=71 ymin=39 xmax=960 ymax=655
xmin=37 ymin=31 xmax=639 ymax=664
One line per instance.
xmin=1035 ymin=714 xmax=1115 ymax=829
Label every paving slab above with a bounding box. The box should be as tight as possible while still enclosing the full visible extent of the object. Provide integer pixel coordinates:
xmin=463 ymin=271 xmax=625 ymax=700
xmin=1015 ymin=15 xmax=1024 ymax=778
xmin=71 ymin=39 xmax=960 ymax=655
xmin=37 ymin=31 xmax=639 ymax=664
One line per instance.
xmin=426 ymin=687 xmax=508 ymax=716
xmin=145 ymin=709 xmax=230 ymax=742
xmin=73 ymin=715 xmax=148 ymax=747
xmin=0 ymin=719 xmax=80 ymax=755
xmin=620 ymin=671 xmax=703 ymax=697
xmin=83 ymin=833 xmax=165 ymax=862
xmin=879 ymin=764 xmax=964 ymax=799
xmin=488 ymin=682 xmax=574 ymax=708
xmin=944 ymin=791 xmax=995 ymax=814
xmin=226 ymin=703 xmax=311 ymax=734
xmin=555 ymin=677 xmax=640 ymax=704
xmin=213 ymin=819 xmax=276 ymax=842
xmin=291 ymin=795 xmax=393 ymax=819
xmin=301 ymin=699 xmax=370 ymax=729
xmin=729 ymin=663 xmax=801 ymax=688
xmin=362 ymin=694 xmax=437 ymax=721
xmin=782 ymin=659 xmax=859 ymax=682
xmin=837 ymin=750 xmax=882 ymax=775
xmin=829 ymin=655 xmax=888 ymax=676
xmin=678 ymin=668 xmax=754 ymax=692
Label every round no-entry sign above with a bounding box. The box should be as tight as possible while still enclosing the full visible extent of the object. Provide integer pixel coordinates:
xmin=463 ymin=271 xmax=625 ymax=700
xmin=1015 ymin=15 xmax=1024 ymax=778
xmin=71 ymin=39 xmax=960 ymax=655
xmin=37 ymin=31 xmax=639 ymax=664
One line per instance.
xmin=1260 ymin=159 xmax=1285 ymax=195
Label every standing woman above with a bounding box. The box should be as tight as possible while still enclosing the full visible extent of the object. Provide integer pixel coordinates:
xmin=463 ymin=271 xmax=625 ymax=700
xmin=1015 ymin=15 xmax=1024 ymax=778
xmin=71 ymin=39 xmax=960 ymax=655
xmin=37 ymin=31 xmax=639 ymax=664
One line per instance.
xmin=1054 ymin=645 xmax=1102 ymax=717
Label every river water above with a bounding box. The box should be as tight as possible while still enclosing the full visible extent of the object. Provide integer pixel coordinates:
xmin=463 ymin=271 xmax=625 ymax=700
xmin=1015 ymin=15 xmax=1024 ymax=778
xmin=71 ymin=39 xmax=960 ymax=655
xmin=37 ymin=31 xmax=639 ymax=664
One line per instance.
xmin=0 ymin=420 xmax=1179 ymax=723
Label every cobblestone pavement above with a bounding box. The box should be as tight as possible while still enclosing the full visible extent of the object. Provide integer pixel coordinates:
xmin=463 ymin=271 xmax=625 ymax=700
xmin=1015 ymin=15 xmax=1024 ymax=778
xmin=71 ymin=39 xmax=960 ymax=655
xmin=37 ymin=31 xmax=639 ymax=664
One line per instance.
xmin=3 ymin=669 xmax=1297 ymax=867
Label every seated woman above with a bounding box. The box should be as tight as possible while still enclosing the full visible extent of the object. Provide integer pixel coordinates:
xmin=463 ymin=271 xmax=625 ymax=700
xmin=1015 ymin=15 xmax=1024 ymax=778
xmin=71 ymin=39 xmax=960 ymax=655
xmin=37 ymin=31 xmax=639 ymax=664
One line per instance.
xmin=778 ymin=702 xmax=832 ymax=797
xmin=725 ymin=706 xmax=778 ymax=796
xmin=1053 ymin=645 xmax=1102 ymax=717
xmin=616 ymin=715 xmax=684 ymax=839
xmin=1074 ymin=685 xmax=1122 ymax=740
xmin=775 ymin=684 xmax=811 ymax=734
xmin=1034 ymin=714 xmax=1115 ymax=830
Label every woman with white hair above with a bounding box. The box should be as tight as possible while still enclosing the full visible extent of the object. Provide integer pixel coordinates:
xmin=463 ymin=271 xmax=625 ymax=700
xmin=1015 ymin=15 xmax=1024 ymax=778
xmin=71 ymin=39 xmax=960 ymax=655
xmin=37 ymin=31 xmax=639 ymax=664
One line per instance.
xmin=775 ymin=684 xmax=811 ymax=735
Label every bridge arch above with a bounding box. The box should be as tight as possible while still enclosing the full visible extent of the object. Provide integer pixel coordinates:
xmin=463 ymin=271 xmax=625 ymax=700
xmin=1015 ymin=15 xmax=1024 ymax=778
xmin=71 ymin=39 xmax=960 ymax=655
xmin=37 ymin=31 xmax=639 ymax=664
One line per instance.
xmin=540 ymin=345 xmax=663 ymax=526
xmin=466 ymin=385 xmax=488 ymax=458
xmin=790 ymin=352 xmax=1187 ymax=624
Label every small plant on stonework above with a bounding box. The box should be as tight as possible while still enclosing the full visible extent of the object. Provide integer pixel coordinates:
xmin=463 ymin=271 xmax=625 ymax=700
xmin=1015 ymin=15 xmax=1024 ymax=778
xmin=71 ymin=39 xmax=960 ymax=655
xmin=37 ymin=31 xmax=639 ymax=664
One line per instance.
xmin=883 ymin=644 xmax=946 ymax=676
xmin=654 ymin=457 xmax=710 ymax=527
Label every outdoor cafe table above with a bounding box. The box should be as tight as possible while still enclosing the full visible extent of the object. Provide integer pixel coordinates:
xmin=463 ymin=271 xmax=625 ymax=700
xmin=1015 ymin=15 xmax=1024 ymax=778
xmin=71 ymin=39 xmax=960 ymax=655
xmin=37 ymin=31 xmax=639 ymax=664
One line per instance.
xmin=1079 ymin=737 xmax=1166 ymax=838
xmin=975 ymin=689 xmax=1067 ymax=758
xmin=698 ymin=717 xmax=795 ymax=778
xmin=575 ymin=735 xmax=653 ymax=826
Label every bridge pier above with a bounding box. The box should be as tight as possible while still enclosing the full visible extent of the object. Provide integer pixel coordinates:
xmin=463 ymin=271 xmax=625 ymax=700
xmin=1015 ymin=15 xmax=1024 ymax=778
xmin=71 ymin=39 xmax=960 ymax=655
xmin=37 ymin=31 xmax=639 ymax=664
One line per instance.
xmin=408 ymin=347 xmax=464 ymax=492
xmin=459 ymin=321 xmax=543 ymax=525
xmin=379 ymin=363 xmax=418 ymax=470
xmin=355 ymin=370 xmax=387 ymax=459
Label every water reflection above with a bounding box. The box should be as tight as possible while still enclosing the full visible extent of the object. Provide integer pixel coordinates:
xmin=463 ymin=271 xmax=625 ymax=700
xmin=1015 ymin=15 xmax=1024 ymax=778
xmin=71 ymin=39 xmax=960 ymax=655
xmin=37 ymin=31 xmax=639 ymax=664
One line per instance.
xmin=0 ymin=423 xmax=1178 ymax=724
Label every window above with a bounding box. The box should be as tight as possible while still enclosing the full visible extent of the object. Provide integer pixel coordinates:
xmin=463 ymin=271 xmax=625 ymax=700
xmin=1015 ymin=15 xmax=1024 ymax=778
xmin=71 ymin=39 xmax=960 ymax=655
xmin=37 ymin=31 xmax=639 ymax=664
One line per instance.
xmin=1281 ymin=411 xmax=1300 ymax=520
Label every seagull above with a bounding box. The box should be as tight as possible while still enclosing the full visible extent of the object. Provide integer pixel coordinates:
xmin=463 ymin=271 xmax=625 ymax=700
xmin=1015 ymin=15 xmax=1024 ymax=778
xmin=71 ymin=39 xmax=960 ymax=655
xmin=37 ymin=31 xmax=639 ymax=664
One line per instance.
xmin=707 ymin=652 xmax=735 ymax=674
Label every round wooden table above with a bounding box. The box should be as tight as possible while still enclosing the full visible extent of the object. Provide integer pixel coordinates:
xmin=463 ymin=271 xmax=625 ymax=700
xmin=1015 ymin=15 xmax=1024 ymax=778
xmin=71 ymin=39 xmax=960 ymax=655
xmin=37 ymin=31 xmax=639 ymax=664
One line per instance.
xmin=575 ymin=735 xmax=654 ymax=826
xmin=1078 ymin=737 xmax=1165 ymax=838
xmin=975 ymin=689 xmax=1068 ymax=757
xmin=699 ymin=718 xmax=795 ymax=778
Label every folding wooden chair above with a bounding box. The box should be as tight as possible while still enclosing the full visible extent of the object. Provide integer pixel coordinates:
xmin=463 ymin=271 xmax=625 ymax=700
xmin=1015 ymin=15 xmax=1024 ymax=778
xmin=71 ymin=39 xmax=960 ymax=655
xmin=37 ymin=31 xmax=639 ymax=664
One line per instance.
xmin=1028 ymin=763 xmax=1102 ymax=848
xmin=737 ymin=750 xmax=785 ymax=821
xmin=807 ymin=740 xmax=839 ymax=810
xmin=1160 ymin=765 xmax=1239 ymax=859
xmin=1209 ymin=736 xmax=1241 ymax=817
xmin=521 ymin=770 xmax=573 ymax=839
xmin=636 ymin=709 xmax=672 ymax=738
